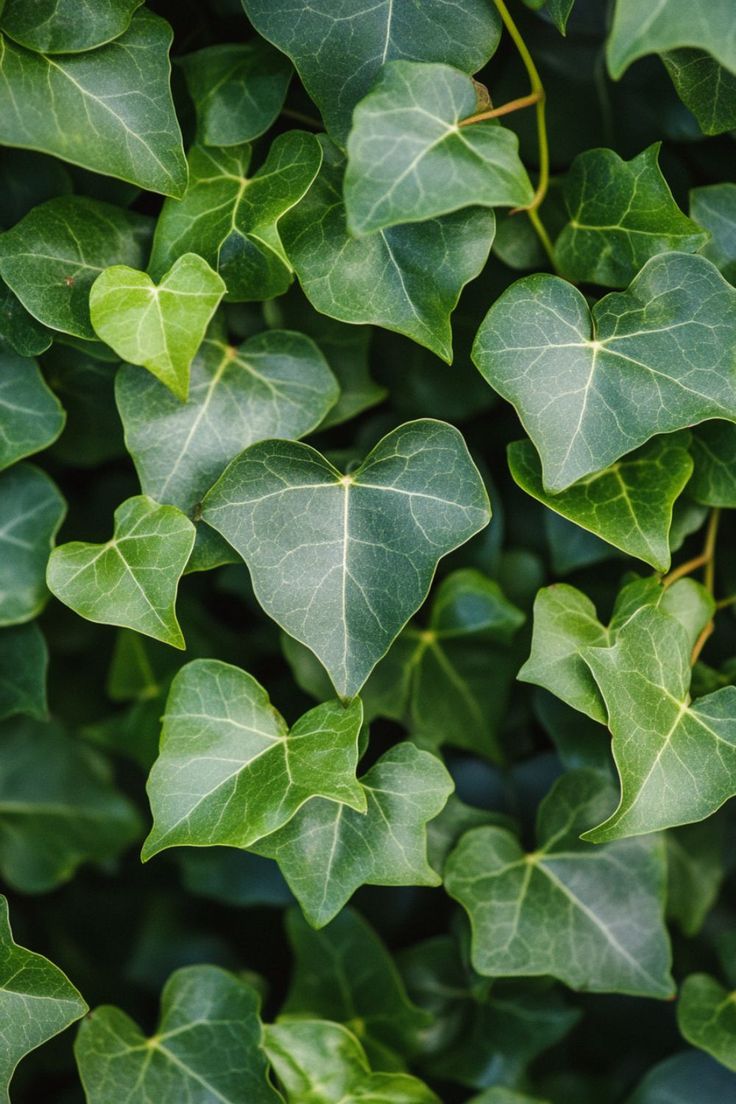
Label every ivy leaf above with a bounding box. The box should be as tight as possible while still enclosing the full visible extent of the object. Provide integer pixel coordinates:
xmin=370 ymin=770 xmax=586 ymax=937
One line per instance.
xmin=627 ymin=1052 xmax=736 ymax=1104
xmin=691 ymin=183 xmax=736 ymax=284
xmin=344 ymin=61 xmax=532 ymax=235
xmin=180 ymin=41 xmax=292 ymax=145
xmin=281 ymin=137 xmax=496 ymax=363
xmin=283 ymin=907 xmax=431 ymax=1071
xmin=0 ymin=282 xmax=52 ymax=356
xmin=254 ymin=743 xmax=453 ymax=927
xmin=143 ymin=659 xmax=366 ymax=859
xmin=582 ymin=606 xmax=736 ymax=842
xmin=445 ymin=769 xmax=674 ymax=997
xmin=47 ymin=495 xmax=195 ymax=648
xmin=607 ymin=0 xmax=736 ymax=81
xmin=667 ymin=820 xmax=725 ymax=937
xmin=508 ymin=435 xmax=693 ymax=571
xmin=90 ymin=254 xmax=225 ymax=401
xmin=264 ymin=1019 xmax=441 ymax=1104
xmin=45 ymin=345 xmax=125 ymax=469
xmin=0 ymin=0 xmax=143 ymax=53
xmin=0 ymin=717 xmax=141 ymax=892
xmin=150 ymin=133 xmax=321 ymax=302
xmin=472 ymin=253 xmax=736 ymax=491
xmin=0 ymin=894 xmax=87 ymax=1102
xmin=0 ymin=12 xmax=187 ymax=196
xmin=469 ymin=1092 xmax=549 ymax=1104
xmin=202 ymin=419 xmax=490 ymax=698
xmin=690 ymin=424 xmax=736 ymax=507
xmin=0 ymin=348 xmax=65 ymax=470
xmin=75 ymin=964 xmax=281 ymax=1104
xmin=0 ymin=463 xmax=65 ymax=626
xmin=0 ymin=195 xmax=151 ymax=340
xmin=241 ymin=0 xmax=502 ymax=146
xmin=661 ymin=50 xmax=736 ymax=136
xmin=677 ymin=974 xmax=736 ymax=1071
xmin=553 ymin=144 xmax=707 ymax=287
xmin=0 ymin=623 xmax=47 ymax=722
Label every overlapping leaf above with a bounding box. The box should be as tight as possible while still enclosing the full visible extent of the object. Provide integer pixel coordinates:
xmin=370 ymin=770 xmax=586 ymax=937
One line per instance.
xmin=677 ymin=974 xmax=736 ymax=1071
xmin=0 ymin=0 xmax=143 ymax=53
xmin=662 ymin=50 xmax=736 ymax=136
xmin=0 ymin=463 xmax=65 ymax=626
xmin=0 ymin=623 xmax=47 ymax=721
xmin=691 ymin=183 xmax=736 ymax=283
xmin=0 ymin=349 xmax=64 ymax=469
xmin=607 ymin=0 xmax=736 ymax=80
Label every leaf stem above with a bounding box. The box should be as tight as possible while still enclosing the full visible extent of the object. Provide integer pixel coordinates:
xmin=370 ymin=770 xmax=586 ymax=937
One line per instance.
xmin=459 ymin=89 xmax=542 ymax=126
xmin=280 ymin=107 xmax=323 ymax=129
xmin=691 ymin=621 xmax=714 ymax=666
xmin=716 ymin=593 xmax=736 ymax=611
xmin=663 ymin=508 xmax=720 ymax=590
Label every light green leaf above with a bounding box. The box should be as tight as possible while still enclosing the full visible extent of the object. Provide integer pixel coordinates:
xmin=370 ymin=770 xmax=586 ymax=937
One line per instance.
xmin=345 ymin=61 xmax=532 ymax=235
xmin=661 ymin=50 xmax=736 ymax=136
xmin=691 ymin=183 xmax=736 ymax=284
xmin=0 ymin=348 xmax=65 ymax=470
xmin=150 ymin=133 xmax=322 ymax=302
xmin=90 ymin=254 xmax=225 ymax=401
xmin=0 ymin=463 xmax=65 ymax=626
xmin=47 ymin=495 xmax=195 ymax=648
xmin=690 ymin=423 xmax=736 ymax=507
xmin=667 ymin=819 xmax=725 ymax=937
xmin=254 ymin=743 xmax=453 ymax=927
xmin=241 ymin=0 xmax=501 ymax=146
xmin=180 ymin=41 xmax=292 ymax=145
xmin=0 ymin=894 xmax=87 ymax=1103
xmin=202 ymin=419 xmax=490 ymax=698
xmin=445 ymin=769 xmax=674 ymax=997
xmin=75 ymin=964 xmax=281 ymax=1104
xmin=0 ymin=11 xmax=187 ymax=196
xmin=607 ymin=0 xmax=736 ymax=80
xmin=0 ymin=0 xmax=142 ymax=53
xmin=472 ymin=253 xmax=736 ymax=491
xmin=508 ymin=435 xmax=693 ymax=571
xmin=581 ymin=606 xmax=736 ymax=842
xmin=264 ymin=1019 xmax=441 ymax=1103
xmin=0 ymin=623 xmax=47 ymax=722
xmin=553 ymin=144 xmax=707 ymax=287
xmin=0 ymin=195 xmax=151 ymax=339
xmin=677 ymin=974 xmax=736 ymax=1071
xmin=0 ymin=282 xmax=51 ymax=356
xmin=0 ymin=717 xmax=141 ymax=892
xmin=281 ymin=137 xmax=496 ymax=363
xmin=143 ymin=659 xmax=366 ymax=858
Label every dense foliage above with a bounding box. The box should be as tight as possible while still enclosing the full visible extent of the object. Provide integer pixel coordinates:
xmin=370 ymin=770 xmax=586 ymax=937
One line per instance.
xmin=2 ymin=1 xmax=736 ymax=1101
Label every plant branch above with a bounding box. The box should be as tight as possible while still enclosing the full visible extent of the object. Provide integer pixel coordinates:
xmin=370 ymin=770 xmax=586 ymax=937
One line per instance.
xmin=459 ymin=89 xmax=542 ymax=126
xmin=664 ymin=508 xmax=720 ymax=591
xmin=280 ymin=107 xmax=322 ymax=129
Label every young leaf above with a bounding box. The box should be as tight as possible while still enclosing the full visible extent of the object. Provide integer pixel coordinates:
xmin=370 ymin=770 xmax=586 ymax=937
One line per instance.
xmin=607 ymin=0 xmax=736 ymax=80
xmin=472 ymin=253 xmax=736 ymax=491
xmin=677 ymin=974 xmax=736 ymax=1071
xmin=345 ymin=61 xmax=532 ymax=235
xmin=0 ymin=11 xmax=187 ymax=196
xmin=0 ymin=0 xmax=143 ymax=53
xmin=241 ymin=0 xmax=502 ymax=145
xmin=150 ymin=133 xmax=321 ymax=301
xmin=445 ymin=769 xmax=674 ymax=997
xmin=254 ymin=743 xmax=454 ymax=928
xmin=202 ymin=419 xmax=490 ymax=698
xmin=47 ymin=495 xmax=195 ymax=648
xmin=90 ymin=253 xmax=225 ymax=401
xmin=553 ymin=144 xmax=707 ymax=287
xmin=0 ymin=348 xmax=65 ymax=470
xmin=281 ymin=137 xmax=496 ymax=363
xmin=143 ymin=659 xmax=366 ymax=858
xmin=0 ymin=623 xmax=47 ymax=721
xmin=691 ymin=183 xmax=736 ymax=284
xmin=0 ymin=463 xmax=66 ymax=626
xmin=0 ymin=894 xmax=87 ymax=1102
xmin=75 ymin=964 xmax=281 ymax=1104
xmin=508 ymin=435 xmax=693 ymax=571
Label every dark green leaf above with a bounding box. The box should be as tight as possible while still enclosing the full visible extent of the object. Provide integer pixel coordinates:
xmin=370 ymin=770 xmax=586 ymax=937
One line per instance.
xmin=0 ymin=0 xmax=143 ymax=53
xmin=0 ymin=463 xmax=65 ymax=625
xmin=677 ymin=974 xmax=736 ymax=1071
xmin=0 ymin=348 xmax=65 ymax=469
xmin=0 ymin=623 xmax=47 ymax=721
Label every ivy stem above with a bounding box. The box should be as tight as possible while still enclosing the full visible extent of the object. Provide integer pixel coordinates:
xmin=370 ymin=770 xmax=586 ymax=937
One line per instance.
xmin=280 ymin=107 xmax=322 ymax=129
xmin=459 ymin=89 xmax=542 ymax=126
xmin=663 ymin=508 xmax=720 ymax=590
xmin=716 ymin=593 xmax=736 ymax=611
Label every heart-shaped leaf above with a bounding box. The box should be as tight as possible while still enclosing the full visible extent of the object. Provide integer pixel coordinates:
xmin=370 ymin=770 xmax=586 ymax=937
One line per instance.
xmin=202 ymin=419 xmax=490 ymax=698
xmin=90 ymin=253 xmax=225 ymax=400
xmin=0 ymin=348 xmax=65 ymax=470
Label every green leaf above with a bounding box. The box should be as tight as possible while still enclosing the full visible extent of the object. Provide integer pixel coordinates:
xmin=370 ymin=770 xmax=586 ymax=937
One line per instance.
xmin=241 ymin=0 xmax=502 ymax=146
xmin=627 ymin=1052 xmax=736 ymax=1104
xmin=264 ymin=1019 xmax=441 ymax=1103
xmin=344 ymin=61 xmax=532 ymax=235
xmin=150 ymin=133 xmax=322 ymax=302
xmin=445 ymin=769 xmax=674 ymax=997
xmin=607 ymin=0 xmax=736 ymax=80
xmin=0 ymin=894 xmax=87 ymax=1102
xmin=661 ymin=50 xmax=736 ymax=136
xmin=254 ymin=743 xmax=453 ymax=927
xmin=180 ymin=41 xmax=292 ymax=145
xmin=0 ymin=717 xmax=141 ymax=892
xmin=90 ymin=254 xmax=225 ymax=401
xmin=677 ymin=974 xmax=736 ymax=1071
xmin=690 ymin=423 xmax=736 ymax=507
xmin=202 ymin=419 xmax=490 ymax=698
xmin=691 ymin=183 xmax=736 ymax=284
xmin=47 ymin=495 xmax=195 ymax=648
xmin=472 ymin=253 xmax=736 ymax=491
xmin=0 ymin=282 xmax=51 ymax=356
xmin=469 ymin=1091 xmax=549 ymax=1104
xmin=553 ymin=144 xmax=707 ymax=287
xmin=667 ymin=820 xmax=725 ymax=937
xmin=283 ymin=907 xmax=431 ymax=1071
xmin=0 ymin=463 xmax=65 ymax=626
xmin=0 ymin=195 xmax=151 ymax=340
xmin=45 ymin=345 xmax=125 ymax=468
xmin=281 ymin=137 xmax=496 ymax=362
xmin=0 ymin=348 xmax=65 ymax=470
xmin=0 ymin=0 xmax=143 ymax=53
xmin=75 ymin=964 xmax=282 ymax=1104
xmin=581 ymin=606 xmax=736 ymax=842
xmin=0 ymin=11 xmax=187 ymax=196
xmin=508 ymin=435 xmax=693 ymax=571
xmin=0 ymin=623 xmax=47 ymax=721
xmin=143 ymin=659 xmax=366 ymax=858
